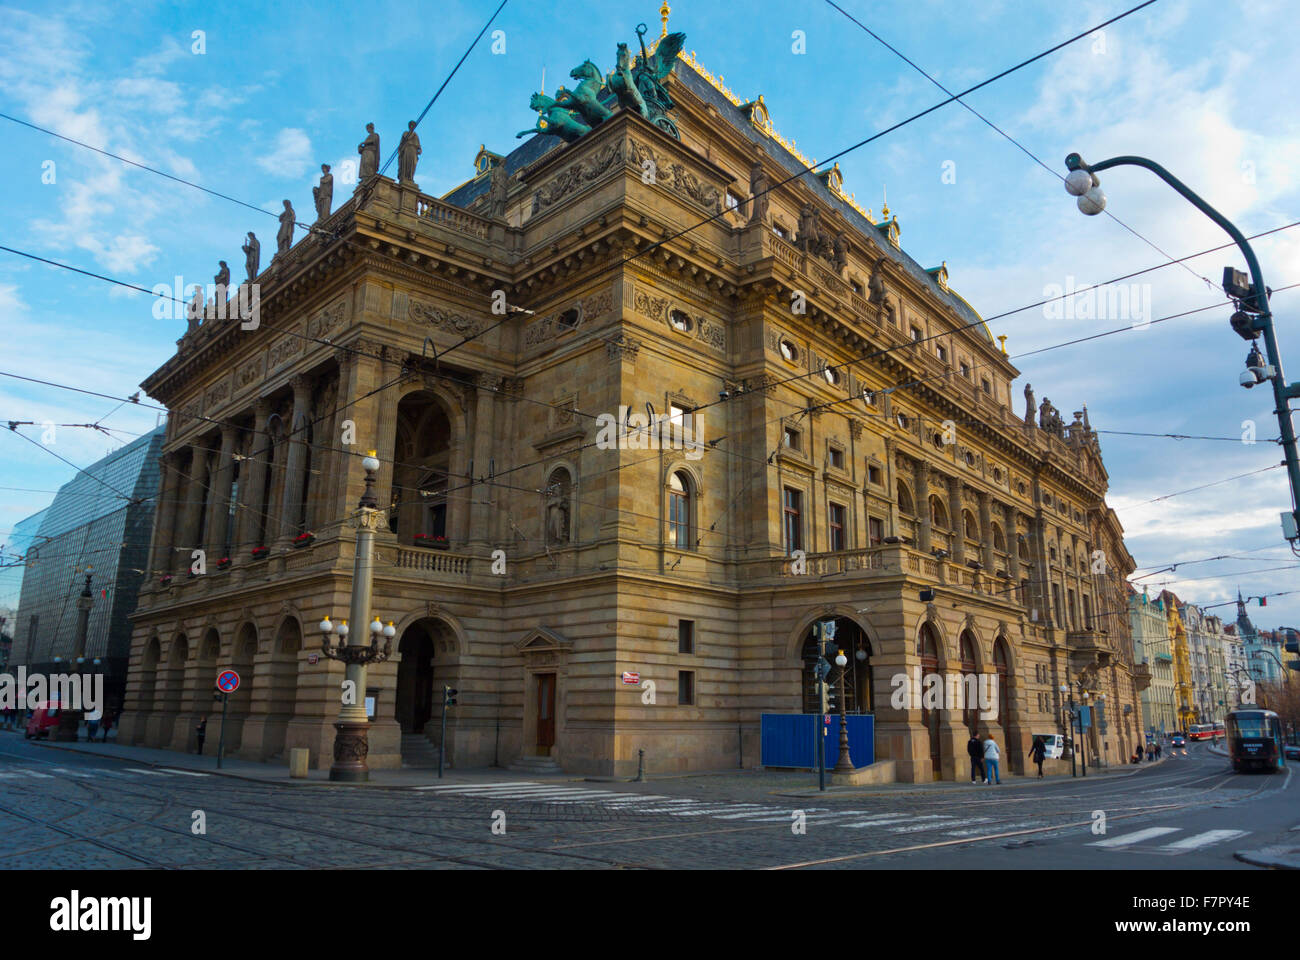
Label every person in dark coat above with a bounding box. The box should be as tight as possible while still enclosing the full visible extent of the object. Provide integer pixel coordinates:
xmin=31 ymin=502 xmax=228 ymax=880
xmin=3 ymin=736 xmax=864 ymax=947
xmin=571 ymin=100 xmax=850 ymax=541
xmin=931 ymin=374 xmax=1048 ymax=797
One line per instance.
xmin=1028 ymin=735 xmax=1047 ymax=778
xmin=967 ymin=733 xmax=986 ymax=783
xmin=195 ymin=717 xmax=208 ymax=754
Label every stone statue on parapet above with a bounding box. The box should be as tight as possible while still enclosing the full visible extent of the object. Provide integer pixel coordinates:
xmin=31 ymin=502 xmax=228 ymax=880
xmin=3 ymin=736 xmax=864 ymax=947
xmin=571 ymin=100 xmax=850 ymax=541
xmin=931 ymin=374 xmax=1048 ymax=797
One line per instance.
xmin=313 ymin=164 xmax=333 ymax=221
xmin=276 ymin=199 xmax=295 ymax=256
xmin=518 ymin=24 xmax=686 ymax=143
xmin=398 ymin=121 xmax=421 ymax=183
xmin=242 ymin=232 xmax=260 ymax=282
xmin=1024 ymin=383 xmax=1035 ymax=427
xmin=797 ymin=204 xmax=820 ymax=254
xmin=214 ymin=260 xmax=230 ymax=292
xmin=489 ymin=161 xmax=509 ymax=219
xmin=357 ymin=123 xmax=380 ymax=182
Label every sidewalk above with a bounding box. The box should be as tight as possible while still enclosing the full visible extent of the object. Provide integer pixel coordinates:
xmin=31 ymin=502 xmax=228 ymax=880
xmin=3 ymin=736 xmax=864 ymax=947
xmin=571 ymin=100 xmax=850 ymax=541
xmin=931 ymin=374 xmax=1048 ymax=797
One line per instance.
xmin=3 ymin=728 xmax=1166 ymax=799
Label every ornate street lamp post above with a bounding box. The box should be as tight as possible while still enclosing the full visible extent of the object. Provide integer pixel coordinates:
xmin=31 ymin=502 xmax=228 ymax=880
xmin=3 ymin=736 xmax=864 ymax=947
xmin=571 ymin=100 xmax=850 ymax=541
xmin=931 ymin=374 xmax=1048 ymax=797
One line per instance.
xmin=832 ymin=648 xmax=855 ymax=773
xmin=317 ymin=452 xmax=395 ymax=782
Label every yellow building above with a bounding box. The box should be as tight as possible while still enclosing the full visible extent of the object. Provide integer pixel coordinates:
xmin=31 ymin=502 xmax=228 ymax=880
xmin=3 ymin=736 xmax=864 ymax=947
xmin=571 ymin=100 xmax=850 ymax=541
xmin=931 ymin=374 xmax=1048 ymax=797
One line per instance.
xmin=118 ymin=23 xmax=1145 ymax=779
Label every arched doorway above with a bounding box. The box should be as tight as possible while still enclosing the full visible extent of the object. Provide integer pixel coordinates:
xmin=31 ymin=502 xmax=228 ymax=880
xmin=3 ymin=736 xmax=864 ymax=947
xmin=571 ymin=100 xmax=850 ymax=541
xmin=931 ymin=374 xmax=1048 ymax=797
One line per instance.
xmin=134 ymin=635 xmax=161 ymax=743
xmin=919 ymin=623 xmax=942 ymax=777
xmin=395 ymin=621 xmax=438 ymax=734
xmin=800 ymin=616 xmax=873 ymax=714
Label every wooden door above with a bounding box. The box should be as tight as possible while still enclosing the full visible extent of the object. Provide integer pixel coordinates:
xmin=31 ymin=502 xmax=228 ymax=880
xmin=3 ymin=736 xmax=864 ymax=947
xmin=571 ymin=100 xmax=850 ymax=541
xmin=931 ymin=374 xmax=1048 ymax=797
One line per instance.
xmin=536 ymin=673 xmax=556 ymax=752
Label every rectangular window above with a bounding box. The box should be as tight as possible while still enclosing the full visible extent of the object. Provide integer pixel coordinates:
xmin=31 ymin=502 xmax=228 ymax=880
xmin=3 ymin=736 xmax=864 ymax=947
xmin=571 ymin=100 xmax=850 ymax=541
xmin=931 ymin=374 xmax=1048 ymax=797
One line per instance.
xmin=1052 ymin=583 xmax=1063 ymax=625
xmin=783 ymin=487 xmax=803 ymax=554
xmin=936 ymin=344 xmax=948 ymax=362
xmin=773 ymin=224 xmax=789 ymax=240
xmin=1067 ymin=590 xmax=1077 ymax=629
xmin=829 ymin=503 xmax=846 ymax=552
xmin=910 ymin=325 xmax=923 ymax=342
xmin=867 ymin=464 xmax=882 ymax=485
xmin=678 ymin=670 xmax=695 ymax=705
xmin=960 ymin=361 xmax=970 ymax=378
xmin=850 ymin=279 xmax=863 ymax=296
xmin=726 ymin=190 xmax=743 ymax=212
xmin=678 ymin=619 xmax=695 ymax=655
xmin=868 ymin=516 xmax=884 ymax=546
xmin=1083 ymin=595 xmax=1093 ymax=630
xmin=828 ymin=445 xmax=844 ymax=470
xmin=782 ymin=427 xmax=801 ymax=451
xmin=981 ymin=378 xmax=992 ymax=395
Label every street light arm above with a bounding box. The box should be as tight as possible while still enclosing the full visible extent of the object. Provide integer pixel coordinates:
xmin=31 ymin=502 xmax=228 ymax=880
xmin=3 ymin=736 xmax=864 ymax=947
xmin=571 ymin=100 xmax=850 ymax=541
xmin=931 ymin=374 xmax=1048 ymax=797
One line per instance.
xmin=1066 ymin=153 xmax=1268 ymax=312
xmin=1066 ymin=151 xmax=1300 ymax=534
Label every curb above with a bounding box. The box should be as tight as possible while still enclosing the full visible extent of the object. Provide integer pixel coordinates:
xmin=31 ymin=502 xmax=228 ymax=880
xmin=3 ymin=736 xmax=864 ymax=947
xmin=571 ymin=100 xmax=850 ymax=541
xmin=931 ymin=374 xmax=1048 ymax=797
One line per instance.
xmin=1234 ymin=847 xmax=1300 ymax=870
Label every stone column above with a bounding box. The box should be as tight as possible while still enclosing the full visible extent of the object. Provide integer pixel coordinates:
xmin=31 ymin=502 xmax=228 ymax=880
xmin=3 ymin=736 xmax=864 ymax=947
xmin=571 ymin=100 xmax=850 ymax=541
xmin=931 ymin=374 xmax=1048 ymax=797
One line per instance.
xmin=978 ymin=490 xmax=995 ymax=571
xmin=278 ymin=375 xmax=314 ymax=541
xmin=150 ymin=452 xmax=181 ymax=575
xmin=946 ymin=475 xmax=964 ymax=563
xmin=913 ymin=459 xmax=931 ymax=553
xmin=237 ymin=400 xmax=272 ymax=550
xmin=205 ymin=424 xmax=238 ymax=558
xmin=176 ymin=445 xmax=209 ymax=558
xmin=884 ymin=438 xmax=899 ymax=538
xmin=469 ymin=373 xmax=501 ymax=547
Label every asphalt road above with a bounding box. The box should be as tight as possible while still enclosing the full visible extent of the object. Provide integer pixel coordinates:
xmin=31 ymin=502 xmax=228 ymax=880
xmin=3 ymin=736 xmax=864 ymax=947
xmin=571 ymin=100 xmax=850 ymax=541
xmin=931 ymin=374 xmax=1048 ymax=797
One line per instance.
xmin=0 ymin=735 xmax=1293 ymax=869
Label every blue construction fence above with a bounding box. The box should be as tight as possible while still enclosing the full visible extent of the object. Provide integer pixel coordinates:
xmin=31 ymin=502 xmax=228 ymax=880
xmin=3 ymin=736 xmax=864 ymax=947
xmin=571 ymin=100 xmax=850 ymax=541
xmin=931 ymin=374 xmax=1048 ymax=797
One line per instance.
xmin=760 ymin=713 xmax=875 ymax=769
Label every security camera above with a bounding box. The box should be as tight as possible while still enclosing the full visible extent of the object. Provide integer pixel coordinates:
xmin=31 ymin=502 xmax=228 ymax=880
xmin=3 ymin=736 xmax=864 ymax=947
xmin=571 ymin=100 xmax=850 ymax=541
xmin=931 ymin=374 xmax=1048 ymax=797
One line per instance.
xmin=1240 ymin=368 xmax=1258 ymax=388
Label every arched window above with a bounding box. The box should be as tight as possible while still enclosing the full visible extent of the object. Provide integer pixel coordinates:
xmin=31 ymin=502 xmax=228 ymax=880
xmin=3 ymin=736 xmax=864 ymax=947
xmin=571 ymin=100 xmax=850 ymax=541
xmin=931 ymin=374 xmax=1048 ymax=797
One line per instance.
xmin=963 ymin=510 xmax=979 ymax=541
xmin=897 ymin=481 xmax=914 ymax=516
xmin=393 ymin=394 xmax=453 ymax=545
xmin=993 ymin=639 xmax=1010 ymax=728
xmin=960 ymin=631 xmax=979 ymax=735
xmin=1018 ymin=535 xmax=1030 ymax=560
xmin=545 ymin=467 xmax=572 ymax=545
xmin=929 ymin=495 xmax=949 ymax=530
xmin=668 ymin=471 xmax=692 ymax=549
xmin=992 ymin=523 xmax=1006 ymax=552
xmin=919 ymin=624 xmax=941 ymax=777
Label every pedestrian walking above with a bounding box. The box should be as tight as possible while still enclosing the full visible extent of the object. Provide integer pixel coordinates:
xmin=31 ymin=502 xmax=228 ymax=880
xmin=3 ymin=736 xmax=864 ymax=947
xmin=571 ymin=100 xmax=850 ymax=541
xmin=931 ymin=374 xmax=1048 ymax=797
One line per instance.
xmin=1145 ymin=742 xmax=1154 ymax=761
xmin=1155 ymin=741 xmax=1162 ymax=759
xmin=195 ymin=716 xmax=207 ymax=754
xmin=86 ymin=716 xmax=100 ymax=740
xmin=1028 ymin=735 xmax=1047 ymax=778
xmin=967 ymin=732 xmax=986 ymax=783
xmin=983 ymin=735 xmax=1001 ymax=784
xmin=100 ymin=713 xmax=113 ymax=741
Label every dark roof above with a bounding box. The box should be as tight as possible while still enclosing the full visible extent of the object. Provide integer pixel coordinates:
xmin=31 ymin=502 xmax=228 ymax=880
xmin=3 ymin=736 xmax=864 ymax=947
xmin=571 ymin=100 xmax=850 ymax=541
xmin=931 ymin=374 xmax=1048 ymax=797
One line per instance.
xmin=443 ymin=60 xmax=992 ymax=341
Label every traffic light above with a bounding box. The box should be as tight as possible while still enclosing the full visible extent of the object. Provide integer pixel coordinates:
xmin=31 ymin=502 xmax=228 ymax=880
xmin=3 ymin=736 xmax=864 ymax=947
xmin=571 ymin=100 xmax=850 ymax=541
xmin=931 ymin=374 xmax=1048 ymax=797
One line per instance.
xmin=1285 ymin=631 xmax=1300 ymax=672
xmin=443 ymin=685 xmax=458 ymax=707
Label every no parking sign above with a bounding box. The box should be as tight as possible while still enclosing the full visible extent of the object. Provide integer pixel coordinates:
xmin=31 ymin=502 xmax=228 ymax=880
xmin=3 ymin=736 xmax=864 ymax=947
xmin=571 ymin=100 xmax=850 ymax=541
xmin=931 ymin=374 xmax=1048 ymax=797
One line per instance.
xmin=216 ymin=670 xmax=240 ymax=694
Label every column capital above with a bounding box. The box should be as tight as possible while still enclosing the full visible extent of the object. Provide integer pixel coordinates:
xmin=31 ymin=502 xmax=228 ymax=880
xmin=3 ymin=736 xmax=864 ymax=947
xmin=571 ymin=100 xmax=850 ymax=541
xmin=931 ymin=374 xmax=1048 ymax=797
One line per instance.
xmin=289 ymin=373 xmax=313 ymax=400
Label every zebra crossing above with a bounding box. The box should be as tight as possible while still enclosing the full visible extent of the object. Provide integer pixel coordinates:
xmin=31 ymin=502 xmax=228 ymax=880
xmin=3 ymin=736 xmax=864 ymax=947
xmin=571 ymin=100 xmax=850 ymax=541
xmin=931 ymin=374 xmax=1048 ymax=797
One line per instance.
xmin=415 ymin=781 xmax=1015 ymax=837
xmin=0 ymin=764 xmax=210 ymax=782
xmin=1088 ymin=826 xmax=1249 ymax=855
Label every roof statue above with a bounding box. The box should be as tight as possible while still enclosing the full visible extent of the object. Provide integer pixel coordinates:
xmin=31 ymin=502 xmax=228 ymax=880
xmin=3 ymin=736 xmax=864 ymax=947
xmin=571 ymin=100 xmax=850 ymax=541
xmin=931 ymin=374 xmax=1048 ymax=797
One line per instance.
xmin=518 ymin=23 xmax=686 ymax=144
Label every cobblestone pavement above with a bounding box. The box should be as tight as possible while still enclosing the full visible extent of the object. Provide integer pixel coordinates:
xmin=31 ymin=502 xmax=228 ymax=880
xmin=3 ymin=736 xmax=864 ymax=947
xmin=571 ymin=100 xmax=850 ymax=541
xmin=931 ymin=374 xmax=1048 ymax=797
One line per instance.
xmin=0 ymin=736 xmax=1290 ymax=869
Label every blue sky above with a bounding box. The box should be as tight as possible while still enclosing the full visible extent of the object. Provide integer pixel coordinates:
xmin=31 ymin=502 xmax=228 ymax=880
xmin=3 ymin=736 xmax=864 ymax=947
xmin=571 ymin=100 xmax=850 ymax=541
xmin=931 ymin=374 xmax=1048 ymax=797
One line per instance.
xmin=1 ymin=0 xmax=1299 ymax=630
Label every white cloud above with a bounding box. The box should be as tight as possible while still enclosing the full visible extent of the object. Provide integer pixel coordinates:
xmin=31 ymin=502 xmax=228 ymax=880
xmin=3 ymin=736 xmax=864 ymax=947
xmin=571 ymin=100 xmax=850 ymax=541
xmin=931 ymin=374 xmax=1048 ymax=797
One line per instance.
xmin=257 ymin=128 xmax=313 ymax=178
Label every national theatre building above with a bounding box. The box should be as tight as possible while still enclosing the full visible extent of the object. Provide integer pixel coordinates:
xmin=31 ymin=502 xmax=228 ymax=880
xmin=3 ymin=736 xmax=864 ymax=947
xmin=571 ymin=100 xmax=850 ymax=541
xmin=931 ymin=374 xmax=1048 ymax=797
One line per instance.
xmin=120 ymin=15 xmax=1148 ymax=780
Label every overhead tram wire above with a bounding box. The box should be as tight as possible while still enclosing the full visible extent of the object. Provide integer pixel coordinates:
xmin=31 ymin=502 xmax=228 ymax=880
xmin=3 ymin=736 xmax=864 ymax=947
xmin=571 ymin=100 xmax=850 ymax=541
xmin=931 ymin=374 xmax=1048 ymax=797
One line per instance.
xmin=823 ymin=0 xmax=1216 ymax=293
xmin=0 ymin=0 xmax=1167 ymax=449
xmin=0 ymin=2 xmax=511 ymax=248
xmin=4 ymin=274 xmax=1296 ymax=547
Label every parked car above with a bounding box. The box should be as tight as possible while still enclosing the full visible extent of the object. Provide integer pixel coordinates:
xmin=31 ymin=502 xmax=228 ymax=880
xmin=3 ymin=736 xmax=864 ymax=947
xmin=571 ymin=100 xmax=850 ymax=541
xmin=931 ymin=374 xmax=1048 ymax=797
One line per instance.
xmin=1170 ymin=733 xmax=1186 ymax=748
xmin=1283 ymin=744 xmax=1300 ymax=762
xmin=24 ymin=702 xmax=61 ymax=740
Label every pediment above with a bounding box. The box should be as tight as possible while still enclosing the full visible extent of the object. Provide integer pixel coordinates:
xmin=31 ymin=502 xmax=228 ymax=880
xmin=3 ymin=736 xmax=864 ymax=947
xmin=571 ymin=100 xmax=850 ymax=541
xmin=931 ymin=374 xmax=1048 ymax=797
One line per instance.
xmin=514 ymin=626 xmax=573 ymax=653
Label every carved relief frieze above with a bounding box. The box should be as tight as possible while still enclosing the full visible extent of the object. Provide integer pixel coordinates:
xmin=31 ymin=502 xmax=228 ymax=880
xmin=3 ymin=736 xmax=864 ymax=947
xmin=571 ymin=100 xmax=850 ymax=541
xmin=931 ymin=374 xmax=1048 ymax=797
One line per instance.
xmin=409 ymin=298 xmax=483 ymax=336
xmin=306 ymin=299 xmax=347 ymax=341
xmin=532 ymin=141 xmax=626 ymax=213
xmin=629 ymin=139 xmax=723 ymax=213
xmin=267 ymin=329 xmax=302 ymax=371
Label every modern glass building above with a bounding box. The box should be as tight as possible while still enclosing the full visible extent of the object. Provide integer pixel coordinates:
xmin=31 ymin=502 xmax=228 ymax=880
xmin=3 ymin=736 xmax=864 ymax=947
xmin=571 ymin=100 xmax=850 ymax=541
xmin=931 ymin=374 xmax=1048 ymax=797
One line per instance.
xmin=10 ymin=426 xmax=165 ymax=714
